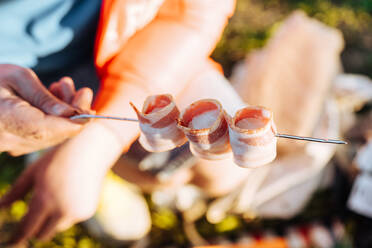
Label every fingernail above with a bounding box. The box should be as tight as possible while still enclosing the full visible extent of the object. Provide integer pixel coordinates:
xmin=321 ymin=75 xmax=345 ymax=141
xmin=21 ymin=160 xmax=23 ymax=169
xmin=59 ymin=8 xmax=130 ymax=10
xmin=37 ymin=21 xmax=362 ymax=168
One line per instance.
xmin=51 ymin=104 xmax=77 ymax=117
xmin=60 ymin=76 xmax=73 ymax=85
xmin=73 ymin=108 xmax=84 ymax=115
xmin=51 ymin=104 xmax=66 ymax=116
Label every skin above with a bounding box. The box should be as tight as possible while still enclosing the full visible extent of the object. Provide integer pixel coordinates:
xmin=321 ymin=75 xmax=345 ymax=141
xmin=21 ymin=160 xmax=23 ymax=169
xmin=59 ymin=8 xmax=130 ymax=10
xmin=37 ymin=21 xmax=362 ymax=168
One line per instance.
xmin=0 ymin=70 xmax=94 ymax=244
xmin=0 ymin=0 xmax=237 ymax=245
xmin=115 ymin=60 xmax=252 ymax=198
xmin=0 ymin=64 xmax=93 ymax=156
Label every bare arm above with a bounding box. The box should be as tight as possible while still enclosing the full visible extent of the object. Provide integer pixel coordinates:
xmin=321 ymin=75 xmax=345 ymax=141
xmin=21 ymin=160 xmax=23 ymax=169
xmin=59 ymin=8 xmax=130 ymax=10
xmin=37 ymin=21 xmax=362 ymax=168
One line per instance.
xmin=67 ymin=0 xmax=237 ymax=172
xmin=0 ymin=1 xmax=237 ymax=244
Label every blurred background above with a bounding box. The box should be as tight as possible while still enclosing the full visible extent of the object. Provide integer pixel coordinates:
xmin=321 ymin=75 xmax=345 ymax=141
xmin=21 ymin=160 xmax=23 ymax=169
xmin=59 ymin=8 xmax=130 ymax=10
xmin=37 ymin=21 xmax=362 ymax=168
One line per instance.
xmin=0 ymin=0 xmax=371 ymax=247
xmin=213 ymin=0 xmax=372 ymax=78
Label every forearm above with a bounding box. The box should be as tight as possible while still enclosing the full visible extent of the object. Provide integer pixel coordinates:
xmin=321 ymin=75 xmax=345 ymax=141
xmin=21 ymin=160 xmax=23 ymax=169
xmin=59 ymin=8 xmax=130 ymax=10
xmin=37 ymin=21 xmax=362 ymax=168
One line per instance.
xmin=51 ymin=123 xmax=123 ymax=176
xmin=50 ymin=82 xmax=148 ymax=175
xmin=95 ymin=0 xmax=236 ymax=108
xmin=54 ymin=0 xmax=236 ymax=173
xmin=93 ymin=7 xmax=234 ymax=140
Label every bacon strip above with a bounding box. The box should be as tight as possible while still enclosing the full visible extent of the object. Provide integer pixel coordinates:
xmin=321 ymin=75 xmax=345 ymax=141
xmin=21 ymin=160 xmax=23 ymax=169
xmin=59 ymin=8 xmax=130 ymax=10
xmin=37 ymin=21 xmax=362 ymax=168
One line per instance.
xmin=177 ymin=99 xmax=231 ymax=160
xmin=130 ymin=94 xmax=187 ymax=152
xmin=226 ymin=106 xmax=277 ymax=168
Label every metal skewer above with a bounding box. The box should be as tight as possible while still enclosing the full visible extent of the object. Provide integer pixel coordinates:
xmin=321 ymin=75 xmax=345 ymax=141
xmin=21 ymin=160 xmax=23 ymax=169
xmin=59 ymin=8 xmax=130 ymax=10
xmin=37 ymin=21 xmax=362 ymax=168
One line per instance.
xmin=70 ymin=114 xmax=347 ymax=145
xmin=70 ymin=114 xmax=138 ymax=122
xmin=275 ymin=133 xmax=347 ymax=145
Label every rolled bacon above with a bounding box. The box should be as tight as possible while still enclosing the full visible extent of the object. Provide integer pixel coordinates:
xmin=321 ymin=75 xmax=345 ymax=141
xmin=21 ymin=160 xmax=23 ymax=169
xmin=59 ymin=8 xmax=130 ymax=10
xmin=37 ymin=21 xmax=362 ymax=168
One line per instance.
xmin=177 ymin=99 xmax=231 ymax=160
xmin=227 ymin=106 xmax=277 ymax=168
xmin=130 ymin=94 xmax=187 ymax=152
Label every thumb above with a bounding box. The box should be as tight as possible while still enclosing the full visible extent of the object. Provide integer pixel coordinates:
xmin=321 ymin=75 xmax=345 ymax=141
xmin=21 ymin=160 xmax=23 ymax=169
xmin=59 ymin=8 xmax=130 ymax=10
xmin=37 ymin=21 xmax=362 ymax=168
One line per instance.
xmin=10 ymin=68 xmax=77 ymax=117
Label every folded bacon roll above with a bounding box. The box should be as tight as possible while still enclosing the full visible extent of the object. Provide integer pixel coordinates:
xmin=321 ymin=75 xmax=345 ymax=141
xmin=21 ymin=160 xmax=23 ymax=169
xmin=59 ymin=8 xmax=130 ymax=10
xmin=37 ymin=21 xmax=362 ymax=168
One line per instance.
xmin=177 ymin=99 xmax=231 ymax=160
xmin=130 ymin=94 xmax=187 ymax=152
xmin=227 ymin=106 xmax=277 ymax=168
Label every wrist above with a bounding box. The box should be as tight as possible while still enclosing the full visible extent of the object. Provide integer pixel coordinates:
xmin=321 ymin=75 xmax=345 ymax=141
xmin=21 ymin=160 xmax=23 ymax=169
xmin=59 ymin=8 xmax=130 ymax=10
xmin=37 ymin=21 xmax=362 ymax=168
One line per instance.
xmin=53 ymin=81 xmax=147 ymax=173
xmin=51 ymin=122 xmax=127 ymax=175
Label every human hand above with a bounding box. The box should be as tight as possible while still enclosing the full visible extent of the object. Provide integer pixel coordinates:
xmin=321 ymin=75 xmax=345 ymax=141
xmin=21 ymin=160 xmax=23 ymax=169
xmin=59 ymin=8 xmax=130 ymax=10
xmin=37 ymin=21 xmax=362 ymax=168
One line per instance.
xmin=0 ymin=148 xmax=104 ymax=245
xmin=0 ymin=64 xmax=93 ymax=156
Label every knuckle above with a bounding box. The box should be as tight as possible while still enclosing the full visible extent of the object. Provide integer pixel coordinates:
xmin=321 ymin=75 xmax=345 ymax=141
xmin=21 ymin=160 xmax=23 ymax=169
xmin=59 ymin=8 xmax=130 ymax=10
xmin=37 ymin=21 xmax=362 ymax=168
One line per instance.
xmin=1 ymin=64 xmax=23 ymax=74
xmin=1 ymin=65 xmax=38 ymax=90
xmin=0 ymin=65 xmax=23 ymax=83
xmin=12 ymin=66 xmax=34 ymax=81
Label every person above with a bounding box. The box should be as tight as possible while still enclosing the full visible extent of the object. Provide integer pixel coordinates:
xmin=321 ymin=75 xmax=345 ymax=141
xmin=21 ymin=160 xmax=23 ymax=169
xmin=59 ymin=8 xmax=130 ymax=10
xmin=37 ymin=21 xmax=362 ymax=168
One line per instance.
xmin=0 ymin=0 xmax=252 ymax=245
xmin=0 ymin=64 xmax=93 ymax=156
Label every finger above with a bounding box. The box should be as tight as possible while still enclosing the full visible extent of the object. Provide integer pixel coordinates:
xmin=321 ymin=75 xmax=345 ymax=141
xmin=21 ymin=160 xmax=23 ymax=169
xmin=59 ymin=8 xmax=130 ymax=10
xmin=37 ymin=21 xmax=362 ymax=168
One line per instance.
xmin=48 ymin=81 xmax=63 ymax=100
xmin=49 ymin=78 xmax=76 ymax=104
xmin=35 ymin=212 xmax=62 ymax=241
xmin=58 ymin=77 xmax=76 ymax=104
xmin=70 ymin=87 xmax=94 ymax=125
xmin=9 ymin=194 xmax=50 ymax=245
xmin=10 ymin=69 xmax=77 ymax=116
xmin=71 ymin=87 xmax=93 ymax=111
xmin=0 ymin=166 xmax=35 ymax=208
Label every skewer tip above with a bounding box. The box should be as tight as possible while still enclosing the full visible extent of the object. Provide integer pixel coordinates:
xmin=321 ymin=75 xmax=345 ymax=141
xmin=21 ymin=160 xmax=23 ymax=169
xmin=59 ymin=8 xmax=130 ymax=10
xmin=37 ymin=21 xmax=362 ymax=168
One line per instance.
xmin=275 ymin=133 xmax=347 ymax=145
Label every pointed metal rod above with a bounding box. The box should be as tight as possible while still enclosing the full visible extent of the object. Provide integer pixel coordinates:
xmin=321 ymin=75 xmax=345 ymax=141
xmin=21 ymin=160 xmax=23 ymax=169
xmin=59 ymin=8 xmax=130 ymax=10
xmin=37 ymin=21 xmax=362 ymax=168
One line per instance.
xmin=70 ymin=114 xmax=347 ymax=145
xmin=70 ymin=114 xmax=138 ymax=122
xmin=275 ymin=133 xmax=347 ymax=145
